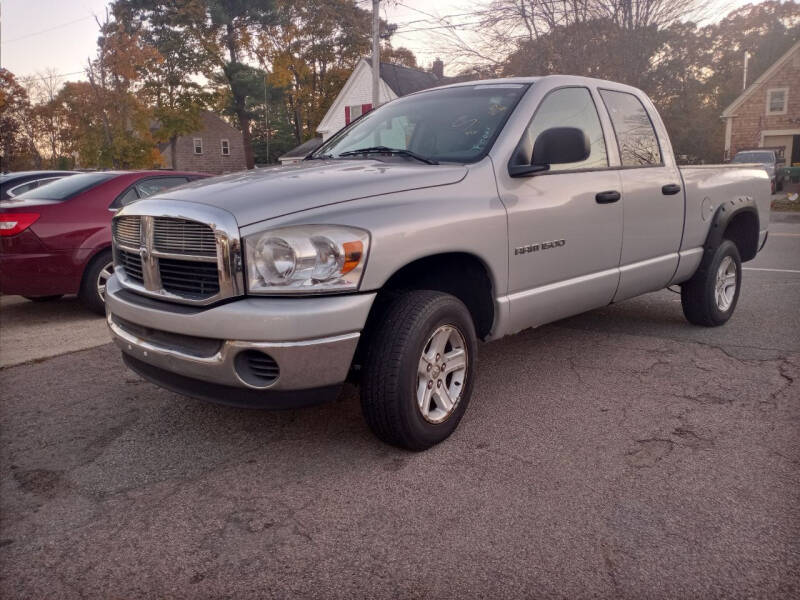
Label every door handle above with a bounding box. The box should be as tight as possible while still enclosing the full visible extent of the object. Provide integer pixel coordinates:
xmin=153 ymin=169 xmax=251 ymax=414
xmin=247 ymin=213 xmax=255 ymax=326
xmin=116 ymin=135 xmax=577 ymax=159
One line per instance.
xmin=595 ymin=190 xmax=621 ymax=204
xmin=662 ymin=183 xmax=681 ymax=195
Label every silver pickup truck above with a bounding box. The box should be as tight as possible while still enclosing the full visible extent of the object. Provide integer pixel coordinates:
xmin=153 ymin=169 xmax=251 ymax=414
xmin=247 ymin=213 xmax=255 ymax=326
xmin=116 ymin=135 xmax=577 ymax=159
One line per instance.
xmin=107 ymin=75 xmax=770 ymax=450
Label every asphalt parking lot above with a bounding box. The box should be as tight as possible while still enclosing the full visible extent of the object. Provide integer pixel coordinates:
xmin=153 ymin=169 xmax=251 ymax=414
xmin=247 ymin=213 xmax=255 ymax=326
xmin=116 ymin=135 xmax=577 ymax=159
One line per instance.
xmin=1 ymin=214 xmax=798 ymax=599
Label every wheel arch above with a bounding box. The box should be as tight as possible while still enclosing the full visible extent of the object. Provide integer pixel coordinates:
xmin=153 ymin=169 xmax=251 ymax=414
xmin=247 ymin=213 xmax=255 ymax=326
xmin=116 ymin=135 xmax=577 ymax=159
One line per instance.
xmin=704 ymin=199 xmax=760 ymax=263
xmin=79 ymin=244 xmax=113 ymax=290
xmin=351 ymin=252 xmax=496 ymax=379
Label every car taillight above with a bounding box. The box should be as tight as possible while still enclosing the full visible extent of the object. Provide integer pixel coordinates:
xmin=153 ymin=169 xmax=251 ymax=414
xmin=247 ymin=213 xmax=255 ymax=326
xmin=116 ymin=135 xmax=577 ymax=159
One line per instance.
xmin=0 ymin=213 xmax=40 ymax=236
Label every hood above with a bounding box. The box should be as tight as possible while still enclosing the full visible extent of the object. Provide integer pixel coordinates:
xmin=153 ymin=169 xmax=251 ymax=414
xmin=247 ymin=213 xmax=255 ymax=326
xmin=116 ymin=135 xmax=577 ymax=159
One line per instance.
xmin=149 ymin=160 xmax=468 ymax=226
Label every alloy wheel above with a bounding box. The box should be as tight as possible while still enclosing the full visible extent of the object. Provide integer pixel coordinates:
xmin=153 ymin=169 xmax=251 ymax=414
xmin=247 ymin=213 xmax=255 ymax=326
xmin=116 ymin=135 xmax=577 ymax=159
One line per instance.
xmin=416 ymin=324 xmax=468 ymax=424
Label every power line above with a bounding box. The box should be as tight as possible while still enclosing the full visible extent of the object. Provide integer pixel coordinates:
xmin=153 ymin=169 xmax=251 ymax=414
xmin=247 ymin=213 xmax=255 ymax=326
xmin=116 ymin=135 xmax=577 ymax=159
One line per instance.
xmin=393 ymin=20 xmax=488 ymax=35
xmin=2 ymin=15 xmax=94 ymax=44
xmin=20 ymin=70 xmax=86 ymax=82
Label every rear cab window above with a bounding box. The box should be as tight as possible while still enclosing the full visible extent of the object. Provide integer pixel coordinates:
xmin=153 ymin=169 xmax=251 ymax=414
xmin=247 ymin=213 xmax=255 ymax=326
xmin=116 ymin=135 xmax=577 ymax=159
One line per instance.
xmin=599 ymin=90 xmax=662 ymax=167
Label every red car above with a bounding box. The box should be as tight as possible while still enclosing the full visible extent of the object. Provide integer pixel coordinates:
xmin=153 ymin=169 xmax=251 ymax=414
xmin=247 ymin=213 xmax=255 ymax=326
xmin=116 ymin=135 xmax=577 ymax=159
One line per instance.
xmin=0 ymin=171 xmax=209 ymax=313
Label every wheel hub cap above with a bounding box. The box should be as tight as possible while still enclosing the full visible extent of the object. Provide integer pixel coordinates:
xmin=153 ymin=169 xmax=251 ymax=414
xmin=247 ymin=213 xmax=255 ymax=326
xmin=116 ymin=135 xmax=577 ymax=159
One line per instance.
xmin=97 ymin=261 xmax=114 ymax=302
xmin=416 ymin=324 xmax=468 ymax=424
xmin=714 ymin=256 xmax=737 ymax=312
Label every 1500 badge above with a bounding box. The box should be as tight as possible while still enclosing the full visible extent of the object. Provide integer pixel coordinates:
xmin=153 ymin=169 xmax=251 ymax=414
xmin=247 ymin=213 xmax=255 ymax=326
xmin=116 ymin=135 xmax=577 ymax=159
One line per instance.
xmin=514 ymin=239 xmax=566 ymax=255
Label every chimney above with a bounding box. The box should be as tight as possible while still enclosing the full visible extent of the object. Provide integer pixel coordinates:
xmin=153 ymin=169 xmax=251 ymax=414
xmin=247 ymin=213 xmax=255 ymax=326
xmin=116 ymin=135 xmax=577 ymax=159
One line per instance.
xmin=432 ymin=57 xmax=444 ymax=80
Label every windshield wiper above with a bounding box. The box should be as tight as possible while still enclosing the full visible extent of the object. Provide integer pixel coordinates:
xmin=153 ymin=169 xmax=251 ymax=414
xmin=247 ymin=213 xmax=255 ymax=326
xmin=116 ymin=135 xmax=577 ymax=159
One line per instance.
xmin=304 ymin=153 xmax=333 ymax=160
xmin=338 ymin=146 xmax=439 ymax=165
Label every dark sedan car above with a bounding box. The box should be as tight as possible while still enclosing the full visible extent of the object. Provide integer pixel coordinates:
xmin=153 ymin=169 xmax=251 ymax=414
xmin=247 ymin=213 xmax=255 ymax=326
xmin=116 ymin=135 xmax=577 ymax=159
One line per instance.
xmin=0 ymin=171 xmax=79 ymax=200
xmin=0 ymin=170 xmax=208 ymax=313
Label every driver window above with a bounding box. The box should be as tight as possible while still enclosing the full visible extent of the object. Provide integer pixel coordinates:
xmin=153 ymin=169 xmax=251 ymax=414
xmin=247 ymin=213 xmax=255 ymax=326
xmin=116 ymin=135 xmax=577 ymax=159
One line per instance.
xmin=516 ymin=87 xmax=608 ymax=172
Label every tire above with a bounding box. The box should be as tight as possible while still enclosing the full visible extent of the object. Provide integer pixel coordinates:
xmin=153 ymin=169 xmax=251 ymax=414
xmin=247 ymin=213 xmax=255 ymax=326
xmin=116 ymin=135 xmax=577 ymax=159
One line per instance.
xmin=79 ymin=250 xmax=114 ymax=315
xmin=681 ymin=240 xmax=742 ymax=327
xmin=24 ymin=295 xmax=63 ymax=302
xmin=360 ymin=290 xmax=477 ymax=451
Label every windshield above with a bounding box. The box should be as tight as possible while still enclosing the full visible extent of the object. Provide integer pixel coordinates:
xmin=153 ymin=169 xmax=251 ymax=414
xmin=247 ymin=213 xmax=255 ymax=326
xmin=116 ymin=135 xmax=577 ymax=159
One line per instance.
xmin=732 ymin=151 xmax=774 ymax=165
xmin=16 ymin=172 xmax=116 ymax=200
xmin=312 ymin=83 xmax=530 ymax=164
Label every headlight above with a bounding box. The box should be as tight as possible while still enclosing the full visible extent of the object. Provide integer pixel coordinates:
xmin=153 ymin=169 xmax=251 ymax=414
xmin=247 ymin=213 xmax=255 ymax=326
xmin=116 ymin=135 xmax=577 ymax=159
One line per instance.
xmin=244 ymin=225 xmax=370 ymax=294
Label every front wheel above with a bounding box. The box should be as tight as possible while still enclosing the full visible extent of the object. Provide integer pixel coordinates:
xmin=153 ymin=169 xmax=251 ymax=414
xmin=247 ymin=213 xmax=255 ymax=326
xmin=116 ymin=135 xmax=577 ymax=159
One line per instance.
xmin=79 ymin=250 xmax=114 ymax=315
xmin=360 ymin=290 xmax=477 ymax=450
xmin=681 ymin=240 xmax=742 ymax=327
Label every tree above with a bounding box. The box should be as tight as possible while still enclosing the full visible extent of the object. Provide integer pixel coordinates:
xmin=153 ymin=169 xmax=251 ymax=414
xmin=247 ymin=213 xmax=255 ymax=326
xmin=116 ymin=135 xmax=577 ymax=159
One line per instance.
xmin=0 ymin=69 xmax=40 ymax=170
xmin=255 ymin=0 xmax=376 ymax=144
xmin=54 ymin=14 xmax=162 ymax=169
xmin=113 ymin=0 xmax=278 ymax=169
xmin=112 ymin=2 xmax=208 ymax=170
xmin=381 ymin=44 xmax=418 ymax=68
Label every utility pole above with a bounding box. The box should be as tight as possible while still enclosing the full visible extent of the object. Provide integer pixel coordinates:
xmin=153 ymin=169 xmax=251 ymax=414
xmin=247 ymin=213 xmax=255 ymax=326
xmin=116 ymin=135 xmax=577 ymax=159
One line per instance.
xmin=372 ymin=0 xmax=380 ymax=107
xmin=264 ymin=77 xmax=270 ymax=163
xmin=742 ymin=51 xmax=750 ymax=91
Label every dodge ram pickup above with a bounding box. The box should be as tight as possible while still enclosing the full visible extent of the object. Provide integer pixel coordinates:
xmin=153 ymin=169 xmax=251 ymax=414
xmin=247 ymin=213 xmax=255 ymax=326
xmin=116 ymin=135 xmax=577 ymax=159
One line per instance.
xmin=106 ymin=75 xmax=770 ymax=450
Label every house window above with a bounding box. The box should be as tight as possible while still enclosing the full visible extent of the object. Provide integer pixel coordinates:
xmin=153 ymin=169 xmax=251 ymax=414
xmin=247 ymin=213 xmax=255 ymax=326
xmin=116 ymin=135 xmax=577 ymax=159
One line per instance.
xmin=221 ymin=139 xmax=230 ymax=156
xmin=345 ymin=103 xmax=372 ymax=125
xmin=193 ymin=138 xmax=203 ymax=154
xmin=766 ymin=88 xmax=788 ymax=115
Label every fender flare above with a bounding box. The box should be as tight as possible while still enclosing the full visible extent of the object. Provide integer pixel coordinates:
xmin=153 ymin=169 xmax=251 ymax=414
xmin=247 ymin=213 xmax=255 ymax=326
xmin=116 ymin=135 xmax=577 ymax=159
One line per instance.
xmin=694 ymin=198 xmax=759 ymax=276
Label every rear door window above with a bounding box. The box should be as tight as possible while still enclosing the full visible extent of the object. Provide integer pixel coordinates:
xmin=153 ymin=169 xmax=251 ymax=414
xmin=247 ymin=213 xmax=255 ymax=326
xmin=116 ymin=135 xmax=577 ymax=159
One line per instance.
xmin=599 ymin=90 xmax=662 ymax=167
xmin=111 ymin=187 xmax=140 ymax=210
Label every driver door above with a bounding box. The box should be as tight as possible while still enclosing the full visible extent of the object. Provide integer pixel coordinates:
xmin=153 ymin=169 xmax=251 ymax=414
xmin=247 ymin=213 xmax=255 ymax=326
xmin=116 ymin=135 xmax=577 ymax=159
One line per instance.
xmin=496 ymin=86 xmax=623 ymax=333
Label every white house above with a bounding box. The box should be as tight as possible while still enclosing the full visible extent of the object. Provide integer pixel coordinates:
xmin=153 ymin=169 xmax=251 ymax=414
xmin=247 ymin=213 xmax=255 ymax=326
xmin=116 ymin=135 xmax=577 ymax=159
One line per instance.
xmin=315 ymin=58 xmax=445 ymax=141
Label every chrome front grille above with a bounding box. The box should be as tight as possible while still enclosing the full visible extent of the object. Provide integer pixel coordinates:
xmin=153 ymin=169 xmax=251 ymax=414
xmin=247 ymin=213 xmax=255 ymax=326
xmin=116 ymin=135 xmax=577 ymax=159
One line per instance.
xmin=111 ymin=205 xmax=242 ymax=306
xmin=153 ymin=218 xmax=216 ymax=257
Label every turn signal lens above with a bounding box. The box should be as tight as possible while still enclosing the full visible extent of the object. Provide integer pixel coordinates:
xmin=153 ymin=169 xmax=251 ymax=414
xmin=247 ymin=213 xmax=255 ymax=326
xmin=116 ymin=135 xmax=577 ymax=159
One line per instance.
xmin=342 ymin=241 xmax=363 ymax=274
xmin=0 ymin=213 xmax=40 ymax=236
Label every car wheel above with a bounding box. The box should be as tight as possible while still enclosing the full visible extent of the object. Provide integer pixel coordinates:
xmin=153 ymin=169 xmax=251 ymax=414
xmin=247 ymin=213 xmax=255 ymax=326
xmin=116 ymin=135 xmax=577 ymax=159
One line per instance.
xmin=360 ymin=290 xmax=477 ymax=450
xmin=24 ymin=295 xmax=63 ymax=302
xmin=681 ymin=240 xmax=742 ymax=327
xmin=79 ymin=250 xmax=113 ymax=315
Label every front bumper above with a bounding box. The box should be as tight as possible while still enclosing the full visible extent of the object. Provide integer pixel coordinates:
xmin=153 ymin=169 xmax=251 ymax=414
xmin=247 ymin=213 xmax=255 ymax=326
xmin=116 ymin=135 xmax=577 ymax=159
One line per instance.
xmin=106 ymin=276 xmax=376 ymax=407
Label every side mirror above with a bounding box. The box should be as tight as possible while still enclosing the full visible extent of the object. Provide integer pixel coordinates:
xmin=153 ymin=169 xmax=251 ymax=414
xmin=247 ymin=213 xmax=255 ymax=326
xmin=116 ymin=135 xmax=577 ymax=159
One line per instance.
xmin=509 ymin=127 xmax=590 ymax=178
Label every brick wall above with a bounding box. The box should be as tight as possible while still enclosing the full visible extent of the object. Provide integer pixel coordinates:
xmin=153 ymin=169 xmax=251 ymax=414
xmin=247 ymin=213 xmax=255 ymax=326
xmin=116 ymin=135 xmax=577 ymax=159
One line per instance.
xmin=160 ymin=112 xmax=247 ymax=175
xmin=728 ymin=48 xmax=800 ymax=158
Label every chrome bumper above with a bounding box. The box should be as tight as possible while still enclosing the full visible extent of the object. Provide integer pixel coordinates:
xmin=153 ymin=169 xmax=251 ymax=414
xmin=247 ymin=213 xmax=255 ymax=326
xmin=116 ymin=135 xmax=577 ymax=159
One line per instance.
xmin=106 ymin=276 xmax=375 ymax=394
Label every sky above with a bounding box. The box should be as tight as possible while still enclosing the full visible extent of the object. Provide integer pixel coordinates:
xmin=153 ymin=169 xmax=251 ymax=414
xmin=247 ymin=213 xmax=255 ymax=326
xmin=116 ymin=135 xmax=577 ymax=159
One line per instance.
xmin=0 ymin=0 xmax=770 ymax=83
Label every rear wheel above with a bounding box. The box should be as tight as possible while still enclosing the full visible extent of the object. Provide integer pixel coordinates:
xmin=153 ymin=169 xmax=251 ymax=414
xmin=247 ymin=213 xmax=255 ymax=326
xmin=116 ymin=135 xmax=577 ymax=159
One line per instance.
xmin=681 ymin=240 xmax=741 ymax=327
xmin=79 ymin=250 xmax=113 ymax=315
xmin=360 ymin=290 xmax=477 ymax=450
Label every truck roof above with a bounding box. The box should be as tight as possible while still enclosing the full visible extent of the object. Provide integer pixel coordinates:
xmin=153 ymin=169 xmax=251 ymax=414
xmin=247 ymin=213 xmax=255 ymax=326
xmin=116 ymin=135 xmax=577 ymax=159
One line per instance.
xmin=415 ymin=74 xmax=647 ymax=97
